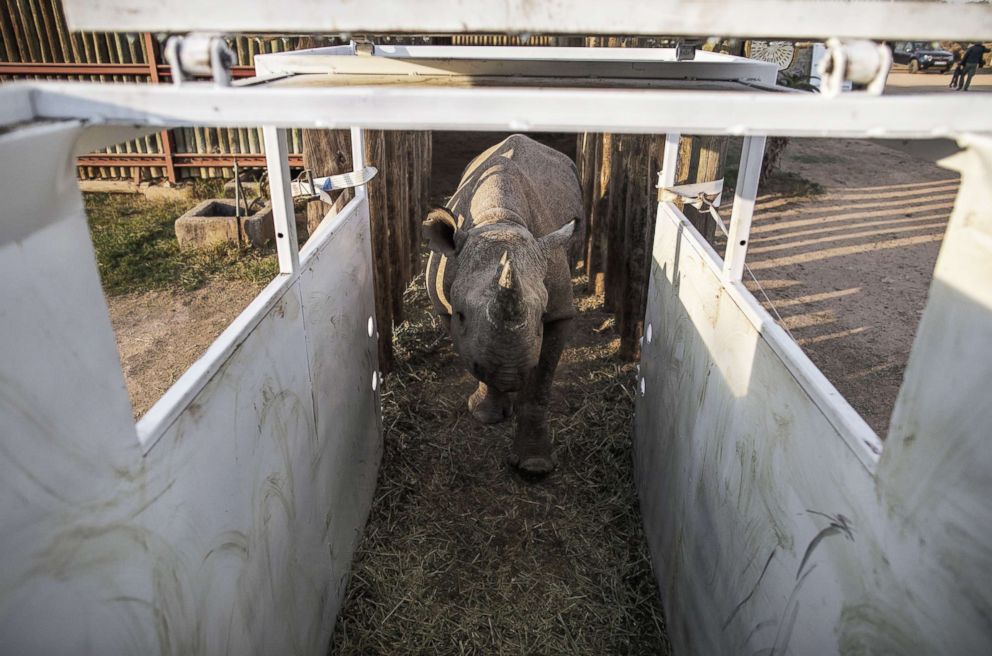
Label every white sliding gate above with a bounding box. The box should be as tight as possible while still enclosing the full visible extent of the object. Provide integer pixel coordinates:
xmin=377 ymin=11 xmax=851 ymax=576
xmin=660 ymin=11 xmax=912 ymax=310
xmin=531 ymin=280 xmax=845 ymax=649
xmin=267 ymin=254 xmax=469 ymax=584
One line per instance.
xmin=4 ymin=2 xmax=992 ymax=650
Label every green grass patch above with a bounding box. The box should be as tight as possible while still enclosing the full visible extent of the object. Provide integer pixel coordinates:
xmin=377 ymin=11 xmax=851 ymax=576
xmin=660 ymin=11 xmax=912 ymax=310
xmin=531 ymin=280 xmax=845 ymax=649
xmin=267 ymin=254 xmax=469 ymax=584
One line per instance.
xmin=85 ymin=192 xmax=279 ymax=296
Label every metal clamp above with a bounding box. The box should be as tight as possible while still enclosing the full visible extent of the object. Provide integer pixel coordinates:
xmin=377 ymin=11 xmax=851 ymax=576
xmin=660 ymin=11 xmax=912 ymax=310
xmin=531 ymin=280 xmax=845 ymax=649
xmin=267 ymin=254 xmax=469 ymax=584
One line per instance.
xmin=291 ymin=166 xmax=379 ymax=204
xmin=165 ymin=33 xmax=235 ymax=86
xmin=659 ymin=175 xmax=728 ymax=234
xmin=351 ymin=37 xmax=375 ymax=57
xmin=658 ymin=176 xmax=724 ymax=207
xmin=818 ymin=38 xmax=892 ymax=98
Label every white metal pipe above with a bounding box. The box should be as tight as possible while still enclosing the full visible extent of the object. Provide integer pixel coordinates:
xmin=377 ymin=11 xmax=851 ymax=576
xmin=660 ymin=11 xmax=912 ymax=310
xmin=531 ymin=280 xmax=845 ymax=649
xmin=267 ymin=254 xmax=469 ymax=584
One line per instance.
xmin=22 ymin=83 xmax=988 ymax=139
xmin=659 ymin=133 xmax=681 ymax=189
xmin=61 ymin=0 xmax=992 ymax=42
xmin=722 ymin=135 xmax=766 ymax=282
xmin=350 ymin=126 xmax=367 ymax=200
xmin=262 ymin=126 xmax=300 ymax=275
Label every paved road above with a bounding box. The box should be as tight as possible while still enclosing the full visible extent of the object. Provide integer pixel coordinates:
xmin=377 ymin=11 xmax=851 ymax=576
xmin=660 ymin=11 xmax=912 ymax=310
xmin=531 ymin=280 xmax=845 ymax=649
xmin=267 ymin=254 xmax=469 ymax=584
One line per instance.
xmin=884 ymin=68 xmax=992 ymax=94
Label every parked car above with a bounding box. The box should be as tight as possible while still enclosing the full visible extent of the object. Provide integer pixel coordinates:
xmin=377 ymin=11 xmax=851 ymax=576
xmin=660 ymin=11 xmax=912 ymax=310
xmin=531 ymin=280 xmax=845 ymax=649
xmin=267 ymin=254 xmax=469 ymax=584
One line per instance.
xmin=888 ymin=41 xmax=954 ymax=73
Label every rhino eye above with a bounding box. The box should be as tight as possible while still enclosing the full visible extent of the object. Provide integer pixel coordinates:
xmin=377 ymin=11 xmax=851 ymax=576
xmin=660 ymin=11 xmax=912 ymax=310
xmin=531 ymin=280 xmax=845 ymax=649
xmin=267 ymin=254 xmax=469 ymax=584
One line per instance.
xmin=455 ymin=311 xmax=466 ymax=323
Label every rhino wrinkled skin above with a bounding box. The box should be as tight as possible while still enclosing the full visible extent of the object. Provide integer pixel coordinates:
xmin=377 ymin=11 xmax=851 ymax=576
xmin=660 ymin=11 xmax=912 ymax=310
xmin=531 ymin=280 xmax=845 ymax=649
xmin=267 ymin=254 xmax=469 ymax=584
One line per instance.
xmin=424 ymin=134 xmax=583 ymax=474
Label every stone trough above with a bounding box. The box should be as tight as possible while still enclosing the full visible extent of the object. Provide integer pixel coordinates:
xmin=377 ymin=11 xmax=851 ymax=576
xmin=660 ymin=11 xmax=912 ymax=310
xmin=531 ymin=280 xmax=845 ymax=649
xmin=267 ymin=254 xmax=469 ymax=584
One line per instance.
xmin=175 ymin=198 xmax=274 ymax=249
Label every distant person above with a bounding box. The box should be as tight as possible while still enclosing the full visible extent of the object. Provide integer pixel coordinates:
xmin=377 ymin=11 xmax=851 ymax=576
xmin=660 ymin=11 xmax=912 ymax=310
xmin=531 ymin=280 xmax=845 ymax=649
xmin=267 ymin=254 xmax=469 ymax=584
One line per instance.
xmin=956 ymin=42 xmax=989 ymax=91
xmin=950 ymin=49 xmax=966 ymax=88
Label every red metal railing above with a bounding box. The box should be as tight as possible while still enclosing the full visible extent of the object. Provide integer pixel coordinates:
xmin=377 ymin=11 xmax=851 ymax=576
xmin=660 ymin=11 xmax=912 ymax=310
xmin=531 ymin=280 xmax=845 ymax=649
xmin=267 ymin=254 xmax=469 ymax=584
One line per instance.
xmin=1 ymin=32 xmax=300 ymax=182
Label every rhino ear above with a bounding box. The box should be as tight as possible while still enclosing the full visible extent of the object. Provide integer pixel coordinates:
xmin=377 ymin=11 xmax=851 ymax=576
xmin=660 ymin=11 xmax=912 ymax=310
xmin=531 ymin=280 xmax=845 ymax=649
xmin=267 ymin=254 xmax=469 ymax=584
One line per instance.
xmin=423 ymin=207 xmax=458 ymax=256
xmin=538 ymin=218 xmax=578 ymax=254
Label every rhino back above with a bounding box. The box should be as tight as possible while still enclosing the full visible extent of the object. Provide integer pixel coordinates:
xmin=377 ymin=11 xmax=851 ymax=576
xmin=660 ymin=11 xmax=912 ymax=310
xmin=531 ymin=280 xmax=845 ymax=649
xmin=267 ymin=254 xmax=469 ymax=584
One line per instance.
xmin=447 ymin=134 xmax=582 ymax=237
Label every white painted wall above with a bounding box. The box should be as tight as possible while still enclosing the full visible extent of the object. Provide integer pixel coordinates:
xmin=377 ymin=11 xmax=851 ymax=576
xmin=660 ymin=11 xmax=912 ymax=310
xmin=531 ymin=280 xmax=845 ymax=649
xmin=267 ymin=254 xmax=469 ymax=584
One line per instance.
xmin=635 ymin=140 xmax=992 ymax=653
xmin=0 ymin=121 xmax=381 ymax=654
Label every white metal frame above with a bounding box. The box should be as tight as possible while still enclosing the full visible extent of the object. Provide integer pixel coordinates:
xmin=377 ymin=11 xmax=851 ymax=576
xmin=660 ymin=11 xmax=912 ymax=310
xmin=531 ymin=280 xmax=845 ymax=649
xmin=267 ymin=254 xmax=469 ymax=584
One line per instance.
xmin=253 ymin=43 xmax=778 ymax=86
xmin=62 ymin=0 xmax=992 ymax=41
xmin=3 ymin=38 xmax=992 ymax=654
xmin=722 ymin=135 xmax=766 ymax=283
xmin=13 ymin=82 xmax=991 ymax=138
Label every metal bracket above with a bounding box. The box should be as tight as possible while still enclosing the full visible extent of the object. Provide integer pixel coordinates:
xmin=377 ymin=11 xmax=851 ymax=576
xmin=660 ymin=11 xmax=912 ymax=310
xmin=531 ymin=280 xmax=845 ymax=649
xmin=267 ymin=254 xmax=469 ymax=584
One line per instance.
xmin=164 ymin=33 xmax=235 ymax=86
xmin=351 ymin=37 xmax=375 ymax=57
xmin=675 ymin=39 xmax=701 ymax=62
xmin=291 ymin=166 xmax=379 ymax=204
xmin=817 ymin=38 xmax=892 ymax=98
xmin=658 ymin=175 xmax=724 ymax=208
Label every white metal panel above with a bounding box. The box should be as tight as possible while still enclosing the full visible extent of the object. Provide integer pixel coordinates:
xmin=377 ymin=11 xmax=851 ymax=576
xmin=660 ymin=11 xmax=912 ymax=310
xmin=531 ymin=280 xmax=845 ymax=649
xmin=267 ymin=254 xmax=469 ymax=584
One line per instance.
xmin=297 ymin=198 xmax=382 ymax=602
xmin=0 ymin=121 xmax=85 ymax=246
xmin=22 ymin=82 xmax=992 ymax=138
xmin=0 ymin=86 xmax=36 ymax=127
xmin=634 ymin=140 xmax=992 ymax=652
xmin=0 ymin=121 xmax=152 ymax=653
xmin=254 ymin=45 xmax=778 ymax=85
xmin=0 ymin=121 xmax=381 ymax=653
xmin=876 ymin=137 xmax=992 ymax=650
xmin=61 ymin=0 xmax=992 ymax=41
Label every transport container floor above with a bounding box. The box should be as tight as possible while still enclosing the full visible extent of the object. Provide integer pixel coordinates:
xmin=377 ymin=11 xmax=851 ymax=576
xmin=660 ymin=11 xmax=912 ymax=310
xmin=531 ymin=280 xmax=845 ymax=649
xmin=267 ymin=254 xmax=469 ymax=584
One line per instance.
xmin=329 ymin=277 xmax=669 ymax=654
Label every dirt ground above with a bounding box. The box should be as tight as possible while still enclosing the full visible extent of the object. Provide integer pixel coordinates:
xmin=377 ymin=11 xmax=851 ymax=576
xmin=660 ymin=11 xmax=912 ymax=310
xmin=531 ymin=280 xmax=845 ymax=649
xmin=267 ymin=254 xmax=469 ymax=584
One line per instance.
xmin=885 ymin=68 xmax=992 ymax=94
xmin=741 ymin=137 xmax=958 ymax=436
xmin=109 ymin=278 xmax=268 ymax=417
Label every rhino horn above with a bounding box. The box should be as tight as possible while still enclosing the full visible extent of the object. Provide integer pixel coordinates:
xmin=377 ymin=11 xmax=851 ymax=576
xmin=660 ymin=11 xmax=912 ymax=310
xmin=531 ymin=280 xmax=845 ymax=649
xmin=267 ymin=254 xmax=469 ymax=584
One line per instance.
xmin=498 ymin=259 xmax=514 ymax=289
xmin=491 ymin=259 xmax=525 ymax=325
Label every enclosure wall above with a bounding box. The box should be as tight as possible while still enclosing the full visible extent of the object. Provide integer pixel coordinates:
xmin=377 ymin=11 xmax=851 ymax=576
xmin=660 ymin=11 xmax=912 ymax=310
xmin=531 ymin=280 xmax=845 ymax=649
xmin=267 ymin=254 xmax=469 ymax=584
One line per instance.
xmin=634 ymin=170 xmax=992 ymax=653
xmin=0 ymin=121 xmax=381 ymax=654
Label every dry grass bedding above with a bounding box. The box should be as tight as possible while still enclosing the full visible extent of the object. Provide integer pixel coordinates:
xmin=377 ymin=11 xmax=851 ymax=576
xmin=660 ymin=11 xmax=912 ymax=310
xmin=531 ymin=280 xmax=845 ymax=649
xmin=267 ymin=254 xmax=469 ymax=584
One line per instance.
xmin=330 ymin=274 xmax=670 ymax=655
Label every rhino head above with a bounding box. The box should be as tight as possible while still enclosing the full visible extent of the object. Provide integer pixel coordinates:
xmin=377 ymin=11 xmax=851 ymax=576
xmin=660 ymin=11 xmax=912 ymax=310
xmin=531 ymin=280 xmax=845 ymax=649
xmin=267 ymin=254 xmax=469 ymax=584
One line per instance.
xmin=423 ymin=207 xmax=576 ymax=392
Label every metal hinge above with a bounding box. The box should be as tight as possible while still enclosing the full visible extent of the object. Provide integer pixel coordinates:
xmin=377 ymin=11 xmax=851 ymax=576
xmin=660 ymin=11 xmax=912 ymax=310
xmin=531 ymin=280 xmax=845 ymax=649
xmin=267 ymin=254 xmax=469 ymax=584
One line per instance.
xmin=818 ymin=38 xmax=892 ymax=97
xmin=164 ymin=32 xmax=235 ymax=86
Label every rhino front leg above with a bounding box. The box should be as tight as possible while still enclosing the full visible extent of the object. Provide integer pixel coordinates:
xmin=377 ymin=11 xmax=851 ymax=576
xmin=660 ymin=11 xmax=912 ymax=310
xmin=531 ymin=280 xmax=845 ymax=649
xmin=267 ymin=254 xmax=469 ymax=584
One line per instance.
xmin=468 ymin=382 xmax=514 ymax=424
xmin=509 ymin=317 xmax=573 ymax=474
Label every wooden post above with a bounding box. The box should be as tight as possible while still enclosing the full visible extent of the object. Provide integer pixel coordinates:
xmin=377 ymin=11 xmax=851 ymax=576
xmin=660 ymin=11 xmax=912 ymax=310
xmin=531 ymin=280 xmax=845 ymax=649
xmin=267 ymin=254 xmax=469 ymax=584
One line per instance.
xmin=616 ymin=135 xmax=655 ymax=361
xmin=363 ymin=130 xmax=394 ymax=373
xmin=301 ymin=129 xmax=353 ymax=234
xmin=673 ymin=135 xmax=728 ymax=242
xmin=587 ymin=133 xmax=610 ymax=296
xmin=405 ymin=133 xmax=420 ymax=280
xmin=385 ymin=131 xmax=409 ymax=322
xmin=576 ymin=132 xmax=597 ymax=273
xmin=416 ymin=131 xmax=432 ymax=274
xmin=604 ymin=134 xmax=628 ymax=312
